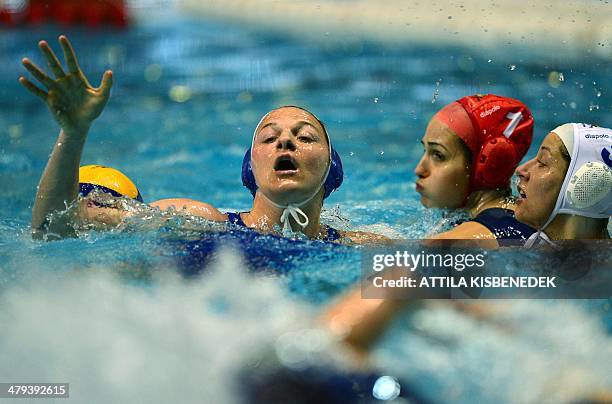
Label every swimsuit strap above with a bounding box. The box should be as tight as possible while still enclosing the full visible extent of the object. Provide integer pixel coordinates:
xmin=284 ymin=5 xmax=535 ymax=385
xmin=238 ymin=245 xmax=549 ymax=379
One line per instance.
xmin=471 ymin=208 xmax=536 ymax=241
xmin=226 ymin=211 xmax=247 ymax=227
xmin=227 ymin=211 xmax=340 ymax=243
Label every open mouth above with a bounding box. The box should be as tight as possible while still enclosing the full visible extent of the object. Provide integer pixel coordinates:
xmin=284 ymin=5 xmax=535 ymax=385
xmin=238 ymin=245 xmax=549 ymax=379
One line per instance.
xmin=274 ymin=155 xmax=298 ymax=172
xmin=516 ymin=184 xmax=527 ymax=199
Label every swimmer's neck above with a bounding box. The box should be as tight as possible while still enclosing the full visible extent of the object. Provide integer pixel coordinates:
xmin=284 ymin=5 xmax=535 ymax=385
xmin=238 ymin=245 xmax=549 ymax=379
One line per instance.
xmin=544 ymin=215 xmax=610 ymax=240
xmin=464 ymin=189 xmax=514 ymax=218
xmin=242 ymin=192 xmax=324 ymax=238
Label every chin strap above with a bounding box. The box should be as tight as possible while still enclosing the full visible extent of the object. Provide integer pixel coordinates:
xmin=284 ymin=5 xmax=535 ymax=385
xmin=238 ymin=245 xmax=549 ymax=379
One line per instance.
xmin=249 ymin=111 xmax=333 ymax=237
xmin=524 ymin=229 xmax=560 ymax=249
xmin=279 ymin=205 xmax=309 ymax=235
xmin=257 ymin=187 xmax=322 ymax=236
xmin=523 ymin=202 xmax=562 ymax=249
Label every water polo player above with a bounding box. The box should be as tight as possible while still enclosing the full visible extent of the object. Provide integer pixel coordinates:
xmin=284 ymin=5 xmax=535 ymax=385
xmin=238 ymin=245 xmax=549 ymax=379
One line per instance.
xmin=76 ymin=164 xmax=144 ymax=229
xmin=22 ymin=36 xmax=383 ymax=243
xmin=516 ymin=123 xmax=611 ymax=245
xmin=19 ymin=36 xmax=146 ymax=239
xmin=322 ymin=123 xmax=612 ymax=357
xmin=151 ymin=106 xmax=386 ymax=243
xmin=415 ymin=94 xmax=536 ymax=246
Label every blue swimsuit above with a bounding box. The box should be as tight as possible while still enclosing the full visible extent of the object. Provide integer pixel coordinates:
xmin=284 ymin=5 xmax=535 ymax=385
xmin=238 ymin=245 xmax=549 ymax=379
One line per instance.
xmin=226 ymin=212 xmax=341 ymax=242
xmin=471 ymin=208 xmax=535 ymax=243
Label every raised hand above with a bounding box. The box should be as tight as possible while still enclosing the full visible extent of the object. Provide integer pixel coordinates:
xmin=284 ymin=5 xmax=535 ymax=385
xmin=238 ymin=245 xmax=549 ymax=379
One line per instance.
xmin=19 ymin=35 xmax=113 ymax=135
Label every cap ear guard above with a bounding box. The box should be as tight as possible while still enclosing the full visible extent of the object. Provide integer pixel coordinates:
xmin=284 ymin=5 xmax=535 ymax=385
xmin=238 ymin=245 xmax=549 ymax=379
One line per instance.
xmin=565 ymin=161 xmax=612 ymax=211
xmin=323 ymin=148 xmax=343 ymax=198
xmin=241 ymin=147 xmax=344 ymax=199
xmin=241 ymin=149 xmax=257 ymax=197
xmin=473 ymin=137 xmax=518 ymax=189
xmin=456 ymin=95 xmax=534 ymax=191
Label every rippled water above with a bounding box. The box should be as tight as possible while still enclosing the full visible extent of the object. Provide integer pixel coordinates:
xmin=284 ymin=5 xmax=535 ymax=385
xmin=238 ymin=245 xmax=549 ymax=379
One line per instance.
xmin=0 ymin=9 xmax=611 ymax=404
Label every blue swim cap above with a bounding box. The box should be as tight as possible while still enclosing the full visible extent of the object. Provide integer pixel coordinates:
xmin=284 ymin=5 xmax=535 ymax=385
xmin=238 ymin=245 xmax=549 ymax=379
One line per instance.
xmin=242 ymin=147 xmax=343 ymax=199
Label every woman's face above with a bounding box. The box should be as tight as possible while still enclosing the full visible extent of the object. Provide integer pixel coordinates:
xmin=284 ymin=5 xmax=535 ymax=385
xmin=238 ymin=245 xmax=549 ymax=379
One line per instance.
xmin=515 ymin=132 xmax=570 ymax=228
xmin=414 ymin=118 xmax=471 ymax=208
xmin=78 ymin=197 xmax=125 ymax=229
xmin=251 ymin=107 xmax=330 ymax=205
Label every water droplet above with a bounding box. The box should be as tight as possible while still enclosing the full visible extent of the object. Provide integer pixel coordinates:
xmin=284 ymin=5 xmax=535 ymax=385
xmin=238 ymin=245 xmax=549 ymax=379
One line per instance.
xmin=431 ymin=79 xmax=442 ymax=103
xmin=588 ymin=103 xmax=600 ymax=111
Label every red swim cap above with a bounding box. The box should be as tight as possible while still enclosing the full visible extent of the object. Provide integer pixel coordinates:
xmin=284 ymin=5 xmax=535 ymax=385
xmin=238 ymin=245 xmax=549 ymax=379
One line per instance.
xmin=434 ymin=94 xmax=534 ymax=191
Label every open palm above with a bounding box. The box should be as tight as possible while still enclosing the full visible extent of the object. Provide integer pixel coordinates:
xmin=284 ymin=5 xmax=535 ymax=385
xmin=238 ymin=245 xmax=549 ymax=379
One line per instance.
xmin=19 ymin=35 xmax=112 ymax=134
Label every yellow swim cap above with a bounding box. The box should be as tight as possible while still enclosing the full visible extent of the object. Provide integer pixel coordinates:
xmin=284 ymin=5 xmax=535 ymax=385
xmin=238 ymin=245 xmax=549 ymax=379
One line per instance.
xmin=79 ymin=165 xmax=143 ymax=202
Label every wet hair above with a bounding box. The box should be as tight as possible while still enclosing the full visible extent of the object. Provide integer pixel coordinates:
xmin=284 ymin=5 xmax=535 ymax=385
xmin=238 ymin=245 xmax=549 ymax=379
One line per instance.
xmin=455 ymin=136 xmax=473 ymax=168
xmin=559 ymin=142 xmax=571 ymax=164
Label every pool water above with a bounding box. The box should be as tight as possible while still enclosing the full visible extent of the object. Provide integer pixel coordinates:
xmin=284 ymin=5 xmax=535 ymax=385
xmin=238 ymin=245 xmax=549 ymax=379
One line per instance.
xmin=0 ymin=11 xmax=611 ymax=404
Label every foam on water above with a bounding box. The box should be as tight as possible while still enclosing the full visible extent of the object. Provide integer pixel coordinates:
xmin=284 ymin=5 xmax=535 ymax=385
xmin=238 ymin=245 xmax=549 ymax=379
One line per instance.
xmin=0 ymin=246 xmax=348 ymax=403
xmin=373 ymin=300 xmax=612 ymax=403
xmin=1 ymin=206 xmax=611 ymax=403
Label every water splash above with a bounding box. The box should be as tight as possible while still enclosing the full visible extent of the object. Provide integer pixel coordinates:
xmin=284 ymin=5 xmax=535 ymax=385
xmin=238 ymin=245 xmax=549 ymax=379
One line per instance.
xmin=0 ymin=247 xmax=323 ymax=403
xmin=372 ymin=301 xmax=612 ymax=403
xmin=431 ymin=79 xmax=442 ymax=103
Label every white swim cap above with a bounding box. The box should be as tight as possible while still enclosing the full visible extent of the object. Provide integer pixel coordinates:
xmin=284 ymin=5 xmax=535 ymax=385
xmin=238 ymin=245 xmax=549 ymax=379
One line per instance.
xmin=544 ymin=123 xmax=612 ymax=227
xmin=525 ymin=123 xmax=611 ymax=248
xmin=552 ymin=123 xmax=574 ymax=156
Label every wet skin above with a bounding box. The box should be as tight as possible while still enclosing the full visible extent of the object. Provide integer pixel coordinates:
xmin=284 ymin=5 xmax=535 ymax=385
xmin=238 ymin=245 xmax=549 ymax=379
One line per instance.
xmin=515 ymin=132 xmax=569 ymax=229
xmin=414 ymin=118 xmax=471 ymax=208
